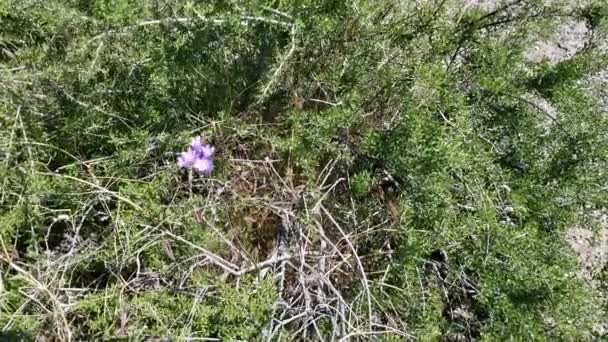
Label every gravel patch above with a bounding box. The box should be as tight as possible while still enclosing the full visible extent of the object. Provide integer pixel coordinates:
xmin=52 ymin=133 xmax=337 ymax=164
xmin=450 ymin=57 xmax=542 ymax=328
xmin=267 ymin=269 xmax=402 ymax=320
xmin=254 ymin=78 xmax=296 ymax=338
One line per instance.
xmin=565 ymin=213 xmax=608 ymax=282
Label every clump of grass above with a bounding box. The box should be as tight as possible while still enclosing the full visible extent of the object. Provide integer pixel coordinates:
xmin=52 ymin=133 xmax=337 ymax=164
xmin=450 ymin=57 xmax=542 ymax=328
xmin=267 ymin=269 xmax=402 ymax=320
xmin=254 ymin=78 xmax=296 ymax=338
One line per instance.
xmin=1 ymin=0 xmax=608 ymax=340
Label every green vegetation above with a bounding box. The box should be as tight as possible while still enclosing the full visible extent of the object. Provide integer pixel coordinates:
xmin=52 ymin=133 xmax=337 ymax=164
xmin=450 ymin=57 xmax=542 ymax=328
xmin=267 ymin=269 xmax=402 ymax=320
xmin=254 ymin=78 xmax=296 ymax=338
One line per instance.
xmin=1 ymin=0 xmax=607 ymax=340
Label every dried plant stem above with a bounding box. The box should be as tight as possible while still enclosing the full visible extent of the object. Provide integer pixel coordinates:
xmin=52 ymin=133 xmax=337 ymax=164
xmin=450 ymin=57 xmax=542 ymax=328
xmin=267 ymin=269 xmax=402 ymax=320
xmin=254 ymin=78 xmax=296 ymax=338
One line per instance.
xmin=321 ymin=204 xmax=374 ymax=330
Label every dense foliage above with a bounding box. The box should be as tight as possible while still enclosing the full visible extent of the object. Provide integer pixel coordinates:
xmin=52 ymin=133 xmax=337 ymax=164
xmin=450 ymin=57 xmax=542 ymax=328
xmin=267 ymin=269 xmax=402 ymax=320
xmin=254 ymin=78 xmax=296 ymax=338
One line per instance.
xmin=1 ymin=0 xmax=607 ymax=340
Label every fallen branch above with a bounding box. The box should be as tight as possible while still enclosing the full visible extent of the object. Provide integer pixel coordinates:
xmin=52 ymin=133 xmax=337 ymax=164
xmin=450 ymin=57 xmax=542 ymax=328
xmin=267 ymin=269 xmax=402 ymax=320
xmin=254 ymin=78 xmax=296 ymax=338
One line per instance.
xmin=235 ymin=254 xmax=294 ymax=276
xmin=164 ymin=230 xmax=239 ymax=275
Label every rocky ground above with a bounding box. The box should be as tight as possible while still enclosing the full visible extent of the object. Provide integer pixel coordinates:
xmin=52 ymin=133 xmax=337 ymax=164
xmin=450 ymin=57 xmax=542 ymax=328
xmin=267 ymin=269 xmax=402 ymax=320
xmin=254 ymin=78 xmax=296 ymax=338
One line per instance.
xmin=469 ymin=0 xmax=608 ymax=335
xmin=525 ymin=5 xmax=608 ymax=290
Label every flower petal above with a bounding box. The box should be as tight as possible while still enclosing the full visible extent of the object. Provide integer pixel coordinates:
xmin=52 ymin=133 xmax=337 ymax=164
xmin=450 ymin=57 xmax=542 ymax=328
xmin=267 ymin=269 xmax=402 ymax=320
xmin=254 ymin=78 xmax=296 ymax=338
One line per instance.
xmin=200 ymin=144 xmax=215 ymax=158
xmin=193 ymin=158 xmax=214 ymax=174
xmin=191 ymin=136 xmax=203 ymax=153
xmin=177 ymin=148 xmax=197 ymax=168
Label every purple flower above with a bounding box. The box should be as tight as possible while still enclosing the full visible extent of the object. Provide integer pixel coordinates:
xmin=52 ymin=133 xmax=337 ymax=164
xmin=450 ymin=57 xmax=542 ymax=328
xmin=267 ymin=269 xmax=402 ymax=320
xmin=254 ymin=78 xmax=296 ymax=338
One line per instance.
xmin=193 ymin=158 xmax=214 ymax=174
xmin=200 ymin=145 xmax=215 ymax=158
xmin=178 ymin=136 xmax=215 ymax=174
xmin=191 ymin=136 xmax=203 ymax=152
xmin=177 ymin=148 xmax=197 ymax=168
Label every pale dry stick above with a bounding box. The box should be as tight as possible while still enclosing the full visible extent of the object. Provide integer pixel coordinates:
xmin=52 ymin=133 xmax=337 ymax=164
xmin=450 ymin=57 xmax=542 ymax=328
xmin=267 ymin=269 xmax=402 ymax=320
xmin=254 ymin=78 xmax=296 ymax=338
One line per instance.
xmin=60 ymin=91 xmax=134 ymax=130
xmin=2 ymin=298 xmax=34 ymax=331
xmin=316 ymin=158 xmax=338 ymax=188
xmin=41 ymin=172 xmax=142 ymax=211
xmin=112 ymin=268 xmax=145 ymax=298
xmin=378 ymin=290 xmax=406 ymax=329
xmin=313 ymin=177 xmax=345 ymax=210
xmin=297 ymin=261 xmax=358 ymax=333
xmin=89 ymin=15 xmax=293 ymax=44
xmin=303 ymin=200 xmax=335 ymax=318
xmin=16 ymin=105 xmax=44 ymax=260
xmin=438 ymin=109 xmax=501 ymax=154
xmin=1 ymin=105 xmax=20 ymax=204
xmin=313 ymin=219 xmax=350 ymax=274
xmin=295 ymin=309 xmax=340 ymax=339
xmin=346 ymin=170 xmax=360 ymax=232
xmin=265 ymin=157 xmax=292 ymax=193
xmin=265 ymin=270 xmax=288 ymax=341
xmin=313 ymin=224 xmax=356 ymax=300
xmin=193 ymin=7 xmax=294 ymax=28
xmin=258 ymin=21 xmax=297 ymax=102
xmin=308 ymin=174 xmax=350 ymax=282
xmin=0 ymin=66 xmax=26 ymax=72
xmin=323 ymin=257 xmax=353 ymax=279
xmin=381 ymin=262 xmax=392 ymax=284
xmin=416 ymin=266 xmax=427 ymax=313
xmin=45 ymin=252 xmax=74 ymax=309
xmin=134 ymin=252 xmax=143 ymax=279
xmin=67 ymin=202 xmax=95 ymax=253
xmin=0 ymin=78 xmax=33 ymax=90
xmin=368 ymin=290 xmax=406 ymax=333
xmin=330 ymin=305 xmax=340 ymax=341
xmin=266 ymin=217 xmax=291 ymax=342
xmin=186 ymin=287 xmax=208 ymax=331
xmin=270 ymin=294 xmax=302 ymax=335
xmin=290 ymin=314 xmax=314 ymax=339
xmin=455 ymin=0 xmax=475 ymax=25
xmin=228 ymin=158 xmax=281 ymax=164
xmin=320 ymin=204 xmax=374 ymax=330
xmin=342 ymin=221 xmax=394 ymax=242
xmin=311 ymin=318 xmax=324 ymax=341
xmin=169 ymin=253 xmax=214 ymax=275
xmin=0 ymin=256 xmax=72 ymax=341
xmin=163 ymin=230 xmax=239 ymax=275
xmin=372 ymin=322 xmax=412 ymax=338
xmin=111 ymin=201 xmax=132 ymax=272
xmin=23 ymin=141 xmax=93 ymax=170
xmin=179 ymin=257 xmax=214 ymax=289
xmin=16 ymin=106 xmax=34 ymax=168
xmin=348 ymin=291 xmax=368 ymax=329
xmin=202 ymin=216 xmax=252 ymax=265
xmin=262 ymin=5 xmax=294 ymax=20
xmin=130 ymin=235 xmax=165 ymax=263
xmin=339 ymin=300 xmax=348 ymax=339
xmin=296 ymin=222 xmax=313 ymax=315
xmin=89 ymin=40 xmax=104 ymax=74
xmin=56 ymin=287 xmax=90 ymax=293
xmin=270 ymin=310 xmax=311 ymax=333
xmin=307 ymin=98 xmax=343 ymax=106
xmin=16 ymin=290 xmax=53 ymax=319
xmin=129 ymin=226 xmax=167 ymax=252
xmin=339 ymin=328 xmax=412 ymax=341
xmin=317 ymin=222 xmax=328 ymax=285
xmin=133 ymin=212 xmax=189 ymax=240
xmin=235 ymin=254 xmax=294 ymax=276
xmin=268 ymin=284 xmax=307 ymax=340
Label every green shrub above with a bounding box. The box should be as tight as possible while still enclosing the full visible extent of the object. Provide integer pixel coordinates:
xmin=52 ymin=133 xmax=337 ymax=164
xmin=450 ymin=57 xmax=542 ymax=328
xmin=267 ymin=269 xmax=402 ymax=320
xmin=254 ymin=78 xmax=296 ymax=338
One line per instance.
xmin=1 ymin=0 xmax=607 ymax=339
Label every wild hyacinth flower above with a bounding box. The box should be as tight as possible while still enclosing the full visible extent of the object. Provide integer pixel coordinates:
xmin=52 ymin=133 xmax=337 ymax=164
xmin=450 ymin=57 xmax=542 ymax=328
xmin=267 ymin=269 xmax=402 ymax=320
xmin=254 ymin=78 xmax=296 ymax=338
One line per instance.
xmin=178 ymin=136 xmax=214 ymax=174
xmin=193 ymin=157 xmax=213 ymax=174
xmin=200 ymin=144 xmax=215 ymax=158
xmin=190 ymin=136 xmax=203 ymax=152
xmin=177 ymin=148 xmax=197 ymax=168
